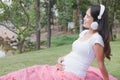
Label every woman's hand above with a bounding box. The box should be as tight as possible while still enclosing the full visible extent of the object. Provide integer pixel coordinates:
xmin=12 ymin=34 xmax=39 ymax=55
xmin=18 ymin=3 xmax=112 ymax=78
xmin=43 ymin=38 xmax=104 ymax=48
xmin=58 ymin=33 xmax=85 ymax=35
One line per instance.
xmin=56 ymin=57 xmax=64 ymax=71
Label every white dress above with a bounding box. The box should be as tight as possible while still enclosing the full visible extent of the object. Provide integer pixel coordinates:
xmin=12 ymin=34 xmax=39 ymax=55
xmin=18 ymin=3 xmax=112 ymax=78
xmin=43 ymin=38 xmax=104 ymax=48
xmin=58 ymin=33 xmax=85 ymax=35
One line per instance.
xmin=62 ymin=30 xmax=104 ymax=78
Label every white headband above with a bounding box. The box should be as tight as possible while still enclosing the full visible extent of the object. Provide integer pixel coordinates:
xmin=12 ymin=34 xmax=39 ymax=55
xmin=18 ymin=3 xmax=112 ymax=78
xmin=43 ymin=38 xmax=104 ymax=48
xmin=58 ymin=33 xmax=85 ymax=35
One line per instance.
xmin=98 ymin=4 xmax=105 ymax=19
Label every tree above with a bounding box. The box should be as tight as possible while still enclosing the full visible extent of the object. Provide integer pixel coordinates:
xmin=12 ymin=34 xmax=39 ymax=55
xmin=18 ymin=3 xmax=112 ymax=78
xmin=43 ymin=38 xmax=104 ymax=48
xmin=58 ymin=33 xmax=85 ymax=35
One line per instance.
xmin=46 ymin=0 xmax=52 ymax=48
xmin=101 ymin=0 xmax=120 ymax=40
xmin=56 ymin=0 xmax=75 ymax=31
xmin=56 ymin=0 xmax=91 ymax=33
xmin=76 ymin=0 xmax=83 ymax=33
xmin=0 ymin=0 xmax=35 ymax=53
xmin=108 ymin=0 xmax=120 ymax=40
xmin=35 ymin=0 xmax=40 ymax=50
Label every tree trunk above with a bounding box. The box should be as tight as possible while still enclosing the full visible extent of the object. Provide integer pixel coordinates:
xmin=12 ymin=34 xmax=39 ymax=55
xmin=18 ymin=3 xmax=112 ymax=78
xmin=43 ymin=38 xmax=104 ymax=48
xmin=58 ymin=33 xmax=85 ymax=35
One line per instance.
xmin=47 ymin=0 xmax=52 ymax=48
xmin=18 ymin=40 xmax=24 ymax=53
xmin=110 ymin=0 xmax=116 ymax=40
xmin=77 ymin=0 xmax=83 ymax=33
xmin=73 ymin=9 xmax=78 ymax=33
xmin=35 ymin=0 xmax=40 ymax=50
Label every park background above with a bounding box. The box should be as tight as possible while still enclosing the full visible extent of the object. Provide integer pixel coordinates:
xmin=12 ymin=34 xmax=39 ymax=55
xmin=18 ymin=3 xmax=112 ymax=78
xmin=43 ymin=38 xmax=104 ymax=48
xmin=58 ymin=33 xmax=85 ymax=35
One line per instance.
xmin=0 ymin=0 xmax=120 ymax=79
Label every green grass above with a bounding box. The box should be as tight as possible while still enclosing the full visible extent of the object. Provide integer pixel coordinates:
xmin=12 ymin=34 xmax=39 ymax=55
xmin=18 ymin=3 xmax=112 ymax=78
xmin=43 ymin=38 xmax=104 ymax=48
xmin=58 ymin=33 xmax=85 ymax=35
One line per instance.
xmin=0 ymin=39 xmax=120 ymax=79
xmin=51 ymin=34 xmax=78 ymax=47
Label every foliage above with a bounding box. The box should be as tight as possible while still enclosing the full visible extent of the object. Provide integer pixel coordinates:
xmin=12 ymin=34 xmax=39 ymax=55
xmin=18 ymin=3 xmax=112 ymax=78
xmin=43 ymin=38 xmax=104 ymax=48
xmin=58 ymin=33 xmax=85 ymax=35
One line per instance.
xmin=56 ymin=0 xmax=91 ymax=27
xmin=56 ymin=0 xmax=76 ymax=26
xmin=111 ymin=0 xmax=120 ymax=22
xmin=0 ymin=0 xmax=35 ymax=53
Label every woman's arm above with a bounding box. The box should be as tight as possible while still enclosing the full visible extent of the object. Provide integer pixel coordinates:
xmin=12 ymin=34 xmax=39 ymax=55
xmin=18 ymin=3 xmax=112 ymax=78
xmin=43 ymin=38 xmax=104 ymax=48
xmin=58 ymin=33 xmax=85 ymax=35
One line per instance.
xmin=93 ymin=43 xmax=109 ymax=80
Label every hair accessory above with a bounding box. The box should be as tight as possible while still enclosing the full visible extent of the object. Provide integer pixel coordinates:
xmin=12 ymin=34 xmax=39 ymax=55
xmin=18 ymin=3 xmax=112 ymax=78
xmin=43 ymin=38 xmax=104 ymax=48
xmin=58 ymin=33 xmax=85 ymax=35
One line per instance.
xmin=98 ymin=4 xmax=105 ymax=19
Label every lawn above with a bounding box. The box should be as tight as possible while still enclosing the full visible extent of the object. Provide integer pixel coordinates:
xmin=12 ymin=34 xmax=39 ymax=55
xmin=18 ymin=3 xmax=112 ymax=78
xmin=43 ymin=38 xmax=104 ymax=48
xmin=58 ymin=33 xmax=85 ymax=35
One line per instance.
xmin=0 ymin=39 xmax=120 ymax=79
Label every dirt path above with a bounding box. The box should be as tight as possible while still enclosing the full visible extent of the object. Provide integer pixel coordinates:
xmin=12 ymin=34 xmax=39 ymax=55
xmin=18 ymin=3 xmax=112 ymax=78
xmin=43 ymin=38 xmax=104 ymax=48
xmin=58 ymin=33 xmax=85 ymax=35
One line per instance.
xmin=41 ymin=30 xmax=64 ymax=41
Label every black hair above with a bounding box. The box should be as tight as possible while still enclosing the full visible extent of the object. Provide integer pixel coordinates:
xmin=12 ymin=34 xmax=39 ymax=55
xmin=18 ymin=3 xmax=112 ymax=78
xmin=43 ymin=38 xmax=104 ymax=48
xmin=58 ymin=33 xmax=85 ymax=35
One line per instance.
xmin=90 ymin=4 xmax=111 ymax=60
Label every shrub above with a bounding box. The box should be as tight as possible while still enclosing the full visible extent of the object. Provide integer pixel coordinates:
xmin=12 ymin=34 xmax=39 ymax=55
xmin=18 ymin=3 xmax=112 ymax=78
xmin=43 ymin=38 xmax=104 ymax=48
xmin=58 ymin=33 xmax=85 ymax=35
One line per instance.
xmin=51 ymin=34 xmax=78 ymax=47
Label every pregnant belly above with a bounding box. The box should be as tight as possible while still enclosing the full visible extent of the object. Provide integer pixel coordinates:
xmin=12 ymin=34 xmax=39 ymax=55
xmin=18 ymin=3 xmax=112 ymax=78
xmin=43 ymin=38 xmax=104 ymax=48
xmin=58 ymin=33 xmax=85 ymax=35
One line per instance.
xmin=62 ymin=55 xmax=86 ymax=77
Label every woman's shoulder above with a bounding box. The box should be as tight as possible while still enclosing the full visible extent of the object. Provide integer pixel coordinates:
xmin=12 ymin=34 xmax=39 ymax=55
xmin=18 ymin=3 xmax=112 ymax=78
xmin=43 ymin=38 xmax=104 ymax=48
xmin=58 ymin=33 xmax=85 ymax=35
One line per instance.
xmin=92 ymin=33 xmax=104 ymax=47
xmin=93 ymin=32 xmax=103 ymax=40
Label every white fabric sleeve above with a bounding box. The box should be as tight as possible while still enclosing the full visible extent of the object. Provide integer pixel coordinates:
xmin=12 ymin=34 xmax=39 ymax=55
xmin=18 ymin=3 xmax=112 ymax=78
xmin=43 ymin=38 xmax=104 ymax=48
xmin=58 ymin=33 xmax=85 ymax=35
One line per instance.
xmin=79 ymin=30 xmax=88 ymax=38
xmin=93 ymin=34 xmax=104 ymax=47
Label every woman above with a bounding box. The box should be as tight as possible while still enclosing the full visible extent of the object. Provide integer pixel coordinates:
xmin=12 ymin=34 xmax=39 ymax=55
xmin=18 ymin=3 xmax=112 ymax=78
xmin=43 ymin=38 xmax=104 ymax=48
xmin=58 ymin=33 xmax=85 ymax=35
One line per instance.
xmin=57 ymin=4 xmax=115 ymax=80
xmin=0 ymin=4 xmax=118 ymax=80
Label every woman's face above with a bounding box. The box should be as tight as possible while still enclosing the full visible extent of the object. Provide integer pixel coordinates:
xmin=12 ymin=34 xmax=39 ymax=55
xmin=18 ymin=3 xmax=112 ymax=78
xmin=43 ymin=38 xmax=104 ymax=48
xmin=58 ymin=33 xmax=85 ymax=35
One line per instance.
xmin=83 ymin=8 xmax=94 ymax=29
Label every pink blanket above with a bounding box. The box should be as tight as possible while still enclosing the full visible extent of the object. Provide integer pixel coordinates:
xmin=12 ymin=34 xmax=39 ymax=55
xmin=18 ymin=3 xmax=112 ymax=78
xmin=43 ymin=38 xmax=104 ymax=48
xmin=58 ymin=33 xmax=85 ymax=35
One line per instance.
xmin=0 ymin=65 xmax=118 ymax=80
